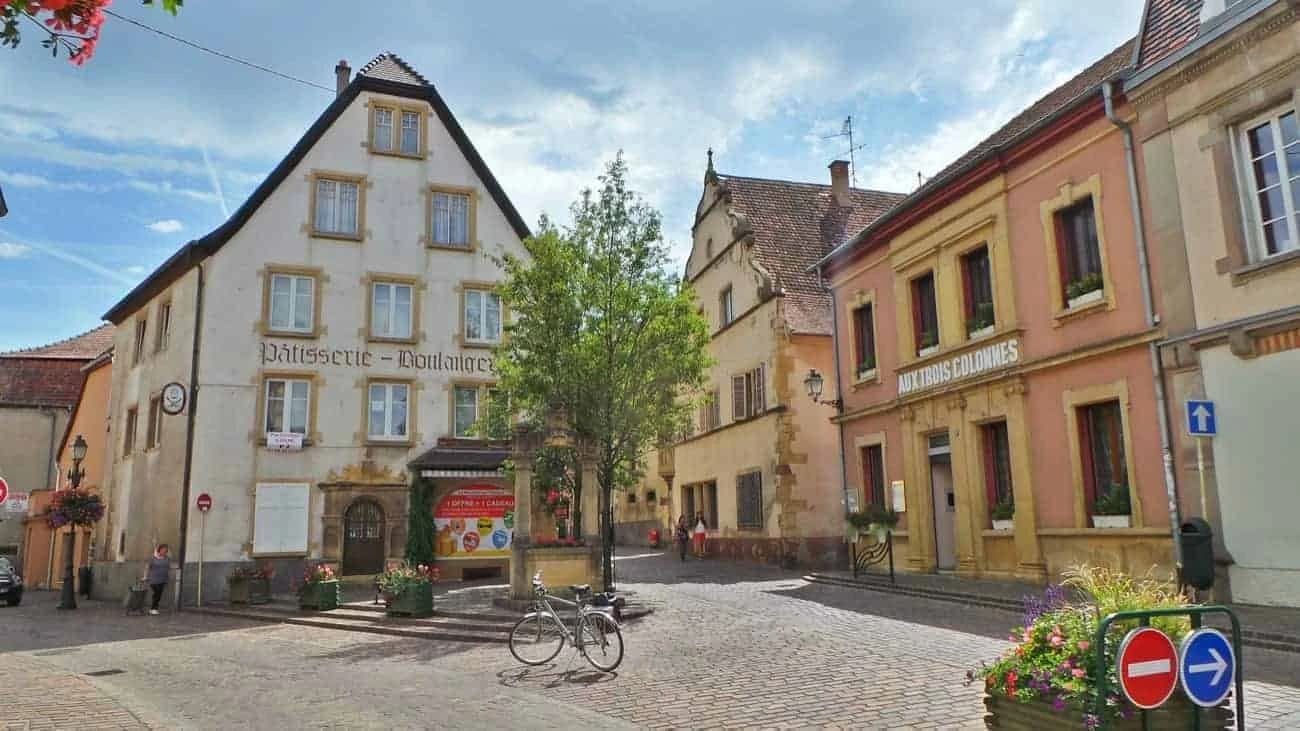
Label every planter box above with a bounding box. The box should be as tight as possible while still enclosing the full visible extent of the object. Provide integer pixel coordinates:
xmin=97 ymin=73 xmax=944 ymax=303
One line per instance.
xmin=984 ymin=692 xmax=1231 ymax=729
xmin=968 ymin=325 xmax=995 ymax=340
xmin=919 ymin=345 xmax=939 ymax=357
xmin=299 ymin=580 xmax=340 ymax=611
xmin=1067 ymin=288 xmax=1104 ymax=310
xmin=991 ymin=519 xmax=1015 ymax=531
xmin=1092 ymin=514 xmax=1131 ymax=529
xmin=385 ymin=581 xmax=434 ymax=618
xmin=855 ymin=367 xmax=877 ymax=382
xmin=227 ymin=577 xmax=270 ymax=605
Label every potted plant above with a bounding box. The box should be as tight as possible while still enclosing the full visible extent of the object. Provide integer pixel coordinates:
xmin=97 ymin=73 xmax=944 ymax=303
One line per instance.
xmin=856 ymin=354 xmax=877 ymax=380
xmin=376 ymin=562 xmax=438 ymax=617
xmin=990 ymin=500 xmax=1015 ymax=531
xmin=966 ymin=302 xmax=996 ymax=339
xmin=1066 ymin=272 xmax=1105 ymax=308
xmin=970 ymin=565 xmax=1231 ymax=729
xmin=919 ymin=330 xmax=939 ymax=356
xmin=846 ymin=504 xmax=898 ymax=543
xmin=297 ymin=563 xmax=340 ymax=611
xmin=1091 ymin=487 xmax=1131 ymax=529
xmin=227 ymin=564 xmax=273 ymax=604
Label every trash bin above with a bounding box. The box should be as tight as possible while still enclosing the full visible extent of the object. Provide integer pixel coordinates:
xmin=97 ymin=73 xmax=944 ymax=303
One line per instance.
xmin=78 ymin=565 xmax=93 ymax=597
xmin=1180 ymin=518 xmax=1214 ymax=590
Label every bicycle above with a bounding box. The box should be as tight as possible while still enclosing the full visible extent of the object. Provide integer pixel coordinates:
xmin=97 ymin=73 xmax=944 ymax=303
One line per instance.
xmin=508 ymin=571 xmax=625 ymax=672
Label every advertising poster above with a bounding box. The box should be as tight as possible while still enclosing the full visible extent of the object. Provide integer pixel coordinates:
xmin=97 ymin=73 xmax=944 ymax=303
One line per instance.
xmin=434 ymin=484 xmax=515 ymax=559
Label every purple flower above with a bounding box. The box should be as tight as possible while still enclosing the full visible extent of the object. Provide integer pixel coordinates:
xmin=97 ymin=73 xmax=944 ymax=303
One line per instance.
xmin=1053 ymin=696 xmax=1067 ymax=712
xmin=1119 ymin=707 xmax=1134 ymax=720
xmin=1083 ymin=713 xmax=1101 ymax=729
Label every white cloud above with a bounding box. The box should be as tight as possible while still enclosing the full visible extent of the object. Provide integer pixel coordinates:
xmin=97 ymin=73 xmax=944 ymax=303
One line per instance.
xmin=127 ymin=179 xmax=223 ymax=205
xmin=147 ymin=219 xmax=184 ymax=234
xmin=0 ymin=169 xmax=101 ymax=192
xmin=122 ymin=265 xmax=148 ymax=275
xmin=0 ymin=231 xmax=135 ymax=285
xmin=0 ymin=242 xmax=31 ymax=259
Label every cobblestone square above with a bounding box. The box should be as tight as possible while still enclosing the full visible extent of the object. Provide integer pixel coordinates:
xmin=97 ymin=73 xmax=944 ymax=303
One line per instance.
xmin=2 ymin=552 xmax=1298 ymax=729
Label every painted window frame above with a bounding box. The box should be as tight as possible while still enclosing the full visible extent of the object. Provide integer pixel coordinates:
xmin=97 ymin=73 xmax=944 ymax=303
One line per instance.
xmin=852 ymin=302 xmax=877 ymax=379
xmin=961 ymin=244 xmax=996 ymax=339
xmin=368 ymin=101 xmax=428 ymax=159
xmin=308 ymin=170 xmax=367 ymax=242
xmin=146 ymin=394 xmax=163 ymax=450
xmin=911 ymin=270 xmax=939 ymax=356
xmin=132 ymin=317 xmax=147 ymax=366
xmin=154 ymin=300 xmax=172 ymax=353
xmin=1062 ymin=380 xmax=1142 ymax=529
xmin=425 ymin=184 xmax=477 ymax=251
xmin=719 ymin=285 xmax=735 ymax=328
xmin=450 ymin=382 xmax=508 ymax=440
xmin=262 ymin=266 xmax=323 ymax=339
xmin=259 ymin=374 xmax=316 ymax=443
xmin=730 ymin=364 xmax=766 ymax=422
xmin=1039 ymin=175 xmax=1115 ymax=321
xmin=1078 ymin=401 xmax=1129 ymax=518
xmin=861 ymin=443 xmax=886 ymax=508
xmin=1233 ymin=104 xmax=1300 ymax=263
xmin=365 ymin=379 xmax=414 ymax=444
xmin=366 ymin=274 xmax=419 ymax=344
xmin=981 ymin=420 xmax=1013 ymax=515
xmin=461 ymin=286 xmax=504 ymax=347
xmin=122 ymin=406 xmax=138 ymax=455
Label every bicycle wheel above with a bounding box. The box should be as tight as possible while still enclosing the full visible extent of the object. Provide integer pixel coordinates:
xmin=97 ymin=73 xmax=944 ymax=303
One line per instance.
xmin=577 ymin=611 xmax=624 ymax=672
xmin=508 ymin=614 xmax=565 ymax=666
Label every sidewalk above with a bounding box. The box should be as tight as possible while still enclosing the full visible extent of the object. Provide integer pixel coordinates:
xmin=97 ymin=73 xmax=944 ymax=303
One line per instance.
xmin=807 ymin=568 xmax=1300 ymax=653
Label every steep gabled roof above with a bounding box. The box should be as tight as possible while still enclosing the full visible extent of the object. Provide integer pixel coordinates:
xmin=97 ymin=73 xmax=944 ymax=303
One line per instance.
xmin=0 ymin=324 xmax=114 ymax=360
xmin=819 ymin=39 xmax=1134 ymax=270
xmin=1129 ymin=0 xmax=1281 ymax=87
xmin=104 ymin=54 xmax=531 ymax=323
xmin=713 ymin=174 xmax=904 ymax=335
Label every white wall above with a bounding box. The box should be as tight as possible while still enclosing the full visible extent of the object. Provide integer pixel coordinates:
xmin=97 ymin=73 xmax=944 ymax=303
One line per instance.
xmin=1201 ymin=345 xmax=1300 ymax=606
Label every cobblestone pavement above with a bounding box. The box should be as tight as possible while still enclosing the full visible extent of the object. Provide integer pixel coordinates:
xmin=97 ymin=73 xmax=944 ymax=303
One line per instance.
xmin=2 ymin=553 xmax=1299 ymax=729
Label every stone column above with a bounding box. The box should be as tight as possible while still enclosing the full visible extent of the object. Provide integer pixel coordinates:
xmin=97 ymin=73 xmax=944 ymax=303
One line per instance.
xmin=1004 ymin=378 xmax=1046 ymax=582
xmin=510 ymin=425 xmax=536 ymax=600
xmin=579 ymin=443 xmax=600 ymax=543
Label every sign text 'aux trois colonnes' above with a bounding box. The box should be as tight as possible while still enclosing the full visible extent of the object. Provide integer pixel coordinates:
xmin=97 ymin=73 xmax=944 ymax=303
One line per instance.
xmin=259 ymin=341 xmax=496 ymax=374
xmin=897 ymin=337 xmax=1021 ymax=397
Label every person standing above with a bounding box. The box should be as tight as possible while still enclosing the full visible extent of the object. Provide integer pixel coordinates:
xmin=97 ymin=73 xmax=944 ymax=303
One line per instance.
xmin=674 ymin=515 xmax=690 ymax=562
xmin=142 ymin=543 xmax=170 ymax=615
xmin=693 ymin=511 xmax=708 ymax=559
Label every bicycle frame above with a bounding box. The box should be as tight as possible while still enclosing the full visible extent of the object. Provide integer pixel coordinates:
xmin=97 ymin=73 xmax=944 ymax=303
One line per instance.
xmin=528 ymin=591 xmax=614 ymax=648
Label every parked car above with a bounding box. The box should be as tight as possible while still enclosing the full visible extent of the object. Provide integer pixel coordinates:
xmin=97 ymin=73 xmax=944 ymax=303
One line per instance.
xmin=0 ymin=557 xmax=23 ymax=606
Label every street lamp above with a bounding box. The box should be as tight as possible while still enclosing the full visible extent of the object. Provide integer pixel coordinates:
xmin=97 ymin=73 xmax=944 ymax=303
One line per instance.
xmin=803 ymin=369 xmax=842 ymax=410
xmin=57 ymin=435 xmax=87 ymax=610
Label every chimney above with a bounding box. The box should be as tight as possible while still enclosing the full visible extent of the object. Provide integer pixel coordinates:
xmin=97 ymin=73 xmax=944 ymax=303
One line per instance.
xmin=829 ymin=160 xmax=851 ymax=206
xmin=334 ymin=59 xmax=351 ymax=96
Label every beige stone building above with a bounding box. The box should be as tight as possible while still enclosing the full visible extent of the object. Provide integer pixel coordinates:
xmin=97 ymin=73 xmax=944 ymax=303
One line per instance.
xmin=96 ymin=54 xmax=529 ymax=602
xmin=1130 ymin=0 xmax=1300 ymax=606
xmin=622 ymin=157 xmax=901 ymax=568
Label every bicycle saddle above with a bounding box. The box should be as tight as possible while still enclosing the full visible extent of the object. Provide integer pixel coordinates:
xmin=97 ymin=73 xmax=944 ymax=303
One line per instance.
xmin=570 ymin=584 xmax=591 ymax=595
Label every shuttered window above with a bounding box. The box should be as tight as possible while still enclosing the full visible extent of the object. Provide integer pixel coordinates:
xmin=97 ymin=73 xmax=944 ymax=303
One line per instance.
xmin=737 ymin=471 xmax=762 ymax=529
xmin=731 ymin=365 xmax=767 ymax=422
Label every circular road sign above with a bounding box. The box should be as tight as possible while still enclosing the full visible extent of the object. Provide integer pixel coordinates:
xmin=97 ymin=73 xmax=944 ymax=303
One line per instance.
xmin=0 ymin=476 xmax=8 ymax=505
xmin=1180 ymin=628 xmax=1236 ymax=707
xmin=196 ymin=493 xmax=213 ymax=512
xmin=1117 ymin=626 xmax=1180 ymax=710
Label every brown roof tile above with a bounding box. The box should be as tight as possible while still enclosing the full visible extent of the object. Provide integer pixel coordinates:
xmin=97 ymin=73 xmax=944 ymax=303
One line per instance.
xmin=0 ymin=324 xmax=114 ymax=360
xmin=716 ymin=175 xmax=904 ymax=334
xmin=1136 ymin=0 xmax=1203 ymax=71
xmin=358 ymin=52 xmax=429 ymax=86
xmin=0 ymin=358 xmax=88 ymax=408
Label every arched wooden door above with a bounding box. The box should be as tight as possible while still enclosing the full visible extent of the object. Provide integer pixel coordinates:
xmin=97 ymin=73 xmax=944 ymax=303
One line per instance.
xmin=342 ymin=500 xmax=385 ymax=575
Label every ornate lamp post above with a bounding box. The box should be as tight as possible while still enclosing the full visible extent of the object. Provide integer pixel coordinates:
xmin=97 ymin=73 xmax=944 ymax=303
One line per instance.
xmin=802 ymin=368 xmax=842 ymax=411
xmin=57 ymin=435 xmax=88 ymax=610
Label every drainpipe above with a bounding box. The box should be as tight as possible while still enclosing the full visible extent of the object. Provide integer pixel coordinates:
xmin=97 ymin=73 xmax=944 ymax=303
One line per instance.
xmin=819 ymin=268 xmax=852 ymax=521
xmin=1102 ymin=80 xmax=1184 ymax=567
xmin=175 ymin=259 xmax=205 ymax=609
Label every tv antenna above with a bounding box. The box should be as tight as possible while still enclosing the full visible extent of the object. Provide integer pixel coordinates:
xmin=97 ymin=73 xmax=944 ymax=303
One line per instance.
xmin=822 ymin=115 xmax=868 ymax=187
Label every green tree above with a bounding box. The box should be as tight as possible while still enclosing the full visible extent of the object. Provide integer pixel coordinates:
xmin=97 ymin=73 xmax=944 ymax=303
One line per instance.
xmin=494 ymin=155 xmax=711 ymax=590
xmin=405 ymin=479 xmax=434 ymax=566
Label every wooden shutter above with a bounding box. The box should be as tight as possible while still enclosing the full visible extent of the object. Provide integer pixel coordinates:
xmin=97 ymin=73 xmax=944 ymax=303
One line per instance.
xmin=752 ymin=365 xmax=766 ymax=414
xmin=732 ymin=375 xmax=747 ymax=421
xmin=1077 ymin=407 xmax=1099 ymax=511
xmin=982 ymin=424 xmax=1000 ymax=510
xmin=911 ymin=276 xmax=925 ymax=351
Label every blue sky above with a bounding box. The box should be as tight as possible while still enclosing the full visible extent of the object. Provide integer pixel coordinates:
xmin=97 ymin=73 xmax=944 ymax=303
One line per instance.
xmin=0 ymin=0 xmax=1141 ymax=352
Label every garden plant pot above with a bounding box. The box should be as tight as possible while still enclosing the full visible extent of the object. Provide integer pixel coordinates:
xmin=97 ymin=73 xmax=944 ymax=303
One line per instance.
xmin=983 ymin=692 xmax=1231 ymax=730
xmin=227 ymin=576 xmax=271 ymax=605
xmin=385 ymin=581 xmax=434 ymax=618
xmin=1092 ymin=514 xmax=1131 ymax=529
xmin=1067 ymin=288 xmax=1105 ymax=310
xmin=299 ymin=579 xmax=340 ymax=611
xmin=992 ymin=519 xmax=1015 ymax=531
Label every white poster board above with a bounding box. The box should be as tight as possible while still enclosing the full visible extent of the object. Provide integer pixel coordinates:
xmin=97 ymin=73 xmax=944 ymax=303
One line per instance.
xmin=252 ymin=483 xmax=310 ymax=554
xmin=891 ymin=480 xmax=906 ymax=512
xmin=4 ymin=491 xmax=29 ymax=513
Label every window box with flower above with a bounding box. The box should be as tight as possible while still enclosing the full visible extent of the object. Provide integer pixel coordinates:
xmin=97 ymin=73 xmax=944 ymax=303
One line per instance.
xmin=1065 ymin=272 xmax=1105 ymax=310
xmin=1091 ymin=486 xmax=1131 ymax=529
xmin=226 ymin=564 xmax=273 ymax=605
xmin=990 ymin=500 xmax=1015 ymax=531
xmin=969 ymin=566 xmax=1232 ymax=729
xmin=297 ymin=563 xmax=340 ymax=611
xmin=376 ymin=562 xmax=438 ymax=617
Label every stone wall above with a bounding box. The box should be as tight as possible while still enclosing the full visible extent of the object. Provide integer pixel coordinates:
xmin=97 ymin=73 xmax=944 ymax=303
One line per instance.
xmin=614 ymin=519 xmax=663 ymax=547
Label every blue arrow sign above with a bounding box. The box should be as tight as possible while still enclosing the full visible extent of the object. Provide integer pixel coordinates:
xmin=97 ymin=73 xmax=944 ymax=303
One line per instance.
xmin=1180 ymin=628 xmax=1235 ymax=707
xmin=1186 ymin=400 xmax=1217 ymax=437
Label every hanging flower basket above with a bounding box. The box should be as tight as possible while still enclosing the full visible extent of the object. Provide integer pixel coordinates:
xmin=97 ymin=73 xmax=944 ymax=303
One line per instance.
xmin=45 ymin=489 xmax=104 ymax=529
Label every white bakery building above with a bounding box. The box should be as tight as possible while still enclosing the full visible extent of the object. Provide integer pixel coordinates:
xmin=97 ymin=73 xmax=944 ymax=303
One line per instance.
xmin=94 ymin=54 xmax=529 ymax=601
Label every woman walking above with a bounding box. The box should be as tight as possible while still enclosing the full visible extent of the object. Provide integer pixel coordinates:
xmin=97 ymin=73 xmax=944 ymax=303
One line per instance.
xmin=142 ymin=543 xmax=170 ymax=615
xmin=692 ymin=511 xmax=708 ymax=559
xmin=674 ymin=515 xmax=690 ymax=562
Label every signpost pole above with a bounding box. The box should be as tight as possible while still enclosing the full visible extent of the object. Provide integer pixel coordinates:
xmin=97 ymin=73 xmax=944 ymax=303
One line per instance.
xmin=1196 ymin=438 xmax=1208 ymax=520
xmin=197 ymin=510 xmax=205 ymax=607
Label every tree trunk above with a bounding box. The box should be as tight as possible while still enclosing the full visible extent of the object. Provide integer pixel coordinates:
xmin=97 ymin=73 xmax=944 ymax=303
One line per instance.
xmin=599 ymin=460 xmax=616 ymax=592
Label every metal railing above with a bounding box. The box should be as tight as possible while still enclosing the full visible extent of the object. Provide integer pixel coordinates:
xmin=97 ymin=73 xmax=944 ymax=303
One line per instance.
xmin=851 ymin=531 xmax=895 ymax=584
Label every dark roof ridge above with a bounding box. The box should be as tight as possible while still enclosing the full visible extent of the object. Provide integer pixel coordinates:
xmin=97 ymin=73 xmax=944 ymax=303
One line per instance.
xmin=718 ymin=171 xmax=903 ymax=198
xmin=359 ymin=52 xmax=430 ymax=86
xmin=0 ymin=323 xmax=114 ymax=359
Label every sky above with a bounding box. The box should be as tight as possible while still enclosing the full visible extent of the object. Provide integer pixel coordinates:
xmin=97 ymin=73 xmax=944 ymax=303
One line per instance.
xmin=0 ymin=0 xmax=1142 ymax=352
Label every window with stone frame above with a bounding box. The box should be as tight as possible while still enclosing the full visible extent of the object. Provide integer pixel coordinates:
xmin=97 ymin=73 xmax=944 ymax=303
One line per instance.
xmin=1078 ymin=401 xmax=1129 ymax=516
xmin=730 ymin=364 xmax=766 ymax=421
xmin=982 ymin=421 xmax=1014 ymax=515
xmin=1238 ymin=107 xmax=1300 ymax=261
xmin=737 ymin=471 xmax=763 ymax=530
xmin=719 ymin=285 xmax=735 ymax=327
xmin=367 ymin=381 xmax=410 ymax=441
xmin=123 ymin=406 xmax=138 ymax=455
xmin=146 ymin=394 xmax=163 ymax=449
xmin=133 ymin=317 xmax=147 ymax=365
xmin=463 ymin=289 xmax=502 ymax=344
xmin=431 ymin=191 xmax=471 ymax=247
xmin=155 ymin=301 xmax=171 ymax=352
xmin=861 ymin=444 xmax=885 ymax=508
xmin=264 ymin=378 xmax=310 ymax=436
xmin=1055 ymin=198 xmax=1104 ymax=304
xmin=852 ymin=303 xmax=877 ymax=377
xmin=267 ymin=273 xmax=315 ymax=334
xmin=911 ymin=271 xmax=939 ymax=354
xmin=962 ymin=245 xmax=995 ymax=337
xmin=370 ymin=281 xmax=414 ymax=340
xmin=313 ymin=177 xmax=360 ymax=237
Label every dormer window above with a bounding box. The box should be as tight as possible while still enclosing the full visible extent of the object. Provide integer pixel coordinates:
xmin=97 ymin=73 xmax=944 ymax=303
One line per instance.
xmin=370 ymin=103 xmax=425 ymax=158
xmin=1200 ymin=0 xmax=1246 ymax=25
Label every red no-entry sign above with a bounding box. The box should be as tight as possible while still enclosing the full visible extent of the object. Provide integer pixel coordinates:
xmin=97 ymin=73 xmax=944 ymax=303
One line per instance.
xmin=1117 ymin=627 xmax=1179 ymax=709
xmin=0 ymin=476 xmax=8 ymax=505
xmin=196 ymin=493 xmax=213 ymax=512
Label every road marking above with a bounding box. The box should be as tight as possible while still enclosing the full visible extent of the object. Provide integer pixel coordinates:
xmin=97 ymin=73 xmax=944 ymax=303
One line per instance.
xmin=1127 ymin=659 xmax=1172 ymax=678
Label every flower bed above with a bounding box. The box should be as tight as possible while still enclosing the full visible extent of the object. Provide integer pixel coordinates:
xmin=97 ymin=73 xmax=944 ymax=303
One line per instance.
xmin=969 ymin=566 xmax=1231 ymax=729
xmin=227 ymin=564 xmax=273 ymax=605
xmin=376 ymin=563 xmax=438 ymax=617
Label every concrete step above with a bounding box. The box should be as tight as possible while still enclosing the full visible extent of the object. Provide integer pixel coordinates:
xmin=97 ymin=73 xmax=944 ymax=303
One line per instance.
xmin=804 ymin=573 xmax=1300 ymax=654
xmin=195 ymin=603 xmax=514 ymax=644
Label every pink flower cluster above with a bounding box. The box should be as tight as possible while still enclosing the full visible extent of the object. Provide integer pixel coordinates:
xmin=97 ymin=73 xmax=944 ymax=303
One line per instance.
xmin=2 ymin=0 xmax=112 ymax=65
